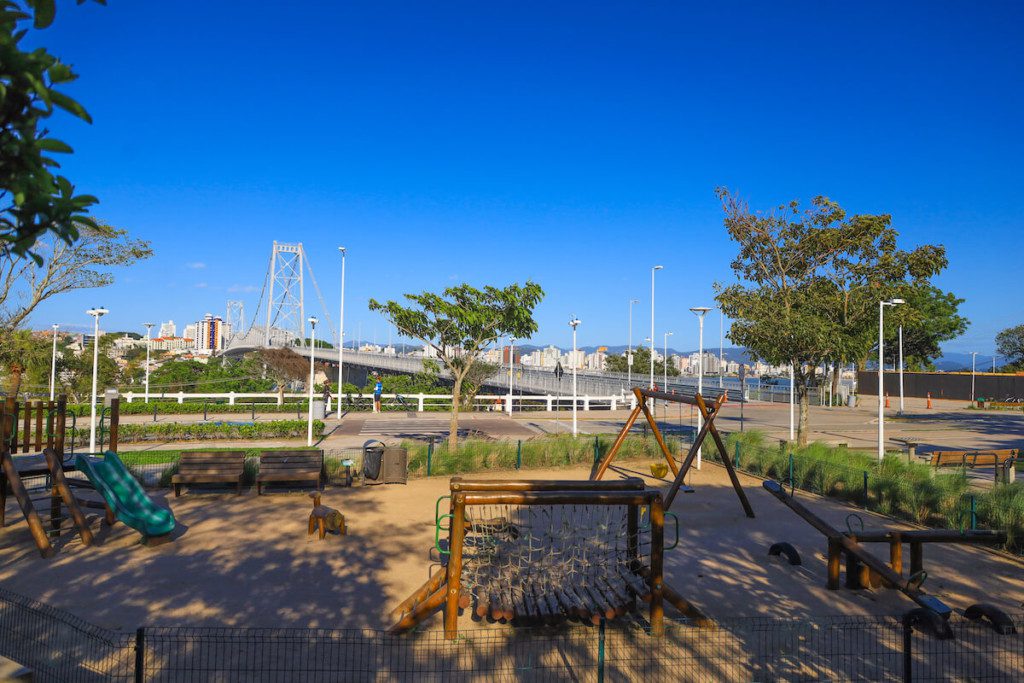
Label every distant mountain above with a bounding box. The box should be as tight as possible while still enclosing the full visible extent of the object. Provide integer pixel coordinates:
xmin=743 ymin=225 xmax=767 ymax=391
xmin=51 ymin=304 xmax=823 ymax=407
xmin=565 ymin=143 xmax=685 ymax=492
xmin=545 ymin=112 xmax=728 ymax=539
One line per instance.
xmin=931 ymin=351 xmax=1000 ymax=372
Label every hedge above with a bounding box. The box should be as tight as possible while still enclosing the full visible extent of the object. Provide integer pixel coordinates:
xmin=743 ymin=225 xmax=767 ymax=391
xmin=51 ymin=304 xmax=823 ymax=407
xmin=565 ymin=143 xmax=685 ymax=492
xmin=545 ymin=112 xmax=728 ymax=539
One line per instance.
xmin=68 ymin=419 xmax=324 ymax=445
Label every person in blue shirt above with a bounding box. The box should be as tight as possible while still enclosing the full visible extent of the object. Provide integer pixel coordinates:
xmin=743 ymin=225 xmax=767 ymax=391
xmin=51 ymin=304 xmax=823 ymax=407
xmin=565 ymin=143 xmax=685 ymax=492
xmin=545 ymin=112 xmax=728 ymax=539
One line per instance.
xmin=373 ymin=376 xmax=383 ymax=413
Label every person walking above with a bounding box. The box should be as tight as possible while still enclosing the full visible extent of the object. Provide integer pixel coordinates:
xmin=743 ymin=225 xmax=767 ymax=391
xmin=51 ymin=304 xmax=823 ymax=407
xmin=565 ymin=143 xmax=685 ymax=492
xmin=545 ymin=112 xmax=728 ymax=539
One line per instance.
xmin=373 ymin=376 xmax=383 ymax=413
xmin=322 ymin=383 xmax=333 ymax=414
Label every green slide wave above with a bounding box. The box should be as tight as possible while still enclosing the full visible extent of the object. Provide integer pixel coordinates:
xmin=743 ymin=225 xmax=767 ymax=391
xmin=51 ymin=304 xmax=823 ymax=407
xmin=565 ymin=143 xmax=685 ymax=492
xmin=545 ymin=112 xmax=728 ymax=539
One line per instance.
xmin=75 ymin=452 xmax=176 ymax=538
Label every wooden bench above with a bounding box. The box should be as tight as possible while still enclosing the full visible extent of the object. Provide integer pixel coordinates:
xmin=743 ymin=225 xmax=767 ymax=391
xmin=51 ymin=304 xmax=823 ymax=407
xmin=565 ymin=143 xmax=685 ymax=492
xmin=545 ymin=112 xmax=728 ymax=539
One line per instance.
xmin=256 ymin=450 xmax=323 ymax=495
xmin=171 ymin=451 xmax=245 ymax=496
xmin=926 ymin=449 xmax=1018 ymax=468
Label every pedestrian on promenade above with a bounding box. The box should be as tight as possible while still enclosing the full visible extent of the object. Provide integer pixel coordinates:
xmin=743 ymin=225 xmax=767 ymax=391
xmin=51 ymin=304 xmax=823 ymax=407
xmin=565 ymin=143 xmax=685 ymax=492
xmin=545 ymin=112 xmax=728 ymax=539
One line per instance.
xmin=373 ymin=376 xmax=383 ymax=413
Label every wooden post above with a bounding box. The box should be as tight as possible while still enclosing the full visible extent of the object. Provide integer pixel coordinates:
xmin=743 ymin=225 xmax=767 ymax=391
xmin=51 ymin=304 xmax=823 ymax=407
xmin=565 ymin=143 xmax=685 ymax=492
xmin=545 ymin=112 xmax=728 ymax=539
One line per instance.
xmin=107 ymin=398 xmax=120 ymax=453
xmin=698 ymin=393 xmax=755 ymax=518
xmin=21 ymin=401 xmax=30 ymax=453
xmin=591 ymin=392 xmax=644 ymax=480
xmin=444 ymin=493 xmax=467 ymax=640
xmin=827 ymin=538 xmax=841 ymax=590
xmin=845 ymin=547 xmax=861 ymax=589
xmin=0 ymin=451 xmax=54 ymax=558
xmin=889 ymin=534 xmax=903 ymax=577
xmin=55 ymin=396 xmax=66 ymax=458
xmin=910 ymin=542 xmax=923 ymax=575
xmin=627 ymin=503 xmax=639 ymax=573
xmin=649 ymin=494 xmax=665 ymax=636
xmin=33 ymin=401 xmax=43 ymax=452
xmin=43 ymin=447 xmax=92 ymax=546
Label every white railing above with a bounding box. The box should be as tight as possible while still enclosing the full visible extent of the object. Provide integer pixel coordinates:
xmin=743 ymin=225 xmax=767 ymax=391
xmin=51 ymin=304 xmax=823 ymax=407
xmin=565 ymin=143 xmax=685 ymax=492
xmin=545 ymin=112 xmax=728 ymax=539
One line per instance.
xmin=120 ymin=391 xmax=641 ymax=413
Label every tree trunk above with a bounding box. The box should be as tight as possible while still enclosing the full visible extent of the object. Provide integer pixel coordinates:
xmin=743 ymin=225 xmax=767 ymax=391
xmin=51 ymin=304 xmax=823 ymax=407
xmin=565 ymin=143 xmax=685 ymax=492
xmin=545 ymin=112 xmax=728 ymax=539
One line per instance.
xmin=830 ymin=362 xmax=841 ymax=405
xmin=277 ymin=384 xmax=285 ymax=406
xmin=4 ymin=364 xmax=23 ymax=398
xmin=794 ymin=367 xmax=810 ymax=447
xmin=448 ymin=378 xmax=462 ymax=452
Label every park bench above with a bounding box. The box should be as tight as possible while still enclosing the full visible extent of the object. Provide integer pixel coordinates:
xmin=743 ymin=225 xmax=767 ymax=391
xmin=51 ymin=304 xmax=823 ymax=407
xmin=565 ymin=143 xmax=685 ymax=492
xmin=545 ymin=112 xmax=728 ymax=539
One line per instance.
xmin=925 ymin=449 xmax=1018 ymax=468
xmin=256 ymin=449 xmax=324 ymax=494
xmin=171 ymin=451 xmax=245 ymax=496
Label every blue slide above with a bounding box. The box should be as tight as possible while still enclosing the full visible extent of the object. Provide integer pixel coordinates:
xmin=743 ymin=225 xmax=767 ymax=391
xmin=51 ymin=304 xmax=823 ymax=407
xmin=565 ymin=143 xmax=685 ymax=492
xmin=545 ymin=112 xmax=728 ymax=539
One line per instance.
xmin=75 ymin=452 xmax=176 ymax=539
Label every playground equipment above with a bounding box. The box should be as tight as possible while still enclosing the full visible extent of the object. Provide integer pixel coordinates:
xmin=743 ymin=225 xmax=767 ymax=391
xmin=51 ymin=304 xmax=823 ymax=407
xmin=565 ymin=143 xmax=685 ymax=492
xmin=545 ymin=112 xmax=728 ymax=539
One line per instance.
xmin=762 ymin=480 xmax=1013 ymax=630
xmin=75 ymin=452 xmax=176 ymax=544
xmin=390 ymin=477 xmax=710 ymax=639
xmin=0 ymin=396 xmax=124 ymax=557
xmin=591 ymin=387 xmax=754 ymax=516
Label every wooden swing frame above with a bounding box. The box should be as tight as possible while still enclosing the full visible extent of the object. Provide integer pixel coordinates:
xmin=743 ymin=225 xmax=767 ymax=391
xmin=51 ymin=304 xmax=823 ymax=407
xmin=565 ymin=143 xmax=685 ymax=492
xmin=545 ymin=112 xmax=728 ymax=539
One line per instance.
xmin=591 ymin=387 xmax=755 ymax=516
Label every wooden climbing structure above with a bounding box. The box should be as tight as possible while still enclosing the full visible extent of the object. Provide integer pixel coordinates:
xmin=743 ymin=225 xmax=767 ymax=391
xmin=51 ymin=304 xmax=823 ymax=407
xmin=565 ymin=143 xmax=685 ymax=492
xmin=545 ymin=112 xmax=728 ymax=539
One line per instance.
xmin=390 ymin=477 xmax=711 ymax=639
xmin=591 ymin=387 xmax=754 ymax=516
xmin=0 ymin=396 xmax=96 ymax=557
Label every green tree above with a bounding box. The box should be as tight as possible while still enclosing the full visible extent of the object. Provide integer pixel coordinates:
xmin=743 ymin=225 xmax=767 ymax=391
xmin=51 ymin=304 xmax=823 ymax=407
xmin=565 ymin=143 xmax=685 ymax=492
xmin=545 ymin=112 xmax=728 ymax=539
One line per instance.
xmin=1 ymin=0 xmax=105 ymax=263
xmin=370 ymin=281 xmax=544 ymax=450
xmin=996 ymin=324 xmax=1024 ymax=370
xmin=604 ymin=346 xmax=679 ymax=380
xmin=714 ymin=189 xmax=949 ymax=446
xmin=882 ymin=285 xmax=968 ymax=371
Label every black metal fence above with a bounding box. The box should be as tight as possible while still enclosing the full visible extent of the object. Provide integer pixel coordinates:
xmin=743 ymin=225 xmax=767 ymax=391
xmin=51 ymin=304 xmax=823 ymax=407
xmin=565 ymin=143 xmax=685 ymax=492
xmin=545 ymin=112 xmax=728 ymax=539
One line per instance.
xmin=858 ymin=370 xmax=1024 ymax=402
xmin=0 ymin=587 xmax=1020 ymax=681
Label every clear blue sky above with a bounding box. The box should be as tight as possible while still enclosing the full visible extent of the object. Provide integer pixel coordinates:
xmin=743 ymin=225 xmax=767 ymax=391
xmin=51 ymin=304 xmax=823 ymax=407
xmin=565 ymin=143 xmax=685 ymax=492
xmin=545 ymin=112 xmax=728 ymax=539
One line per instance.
xmin=28 ymin=1 xmax=1024 ymax=355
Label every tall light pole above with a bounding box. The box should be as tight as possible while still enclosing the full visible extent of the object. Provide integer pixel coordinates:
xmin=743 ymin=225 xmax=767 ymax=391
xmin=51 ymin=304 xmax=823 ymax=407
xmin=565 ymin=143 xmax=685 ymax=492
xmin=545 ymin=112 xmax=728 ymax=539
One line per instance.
xmin=690 ymin=307 xmax=710 ymax=469
xmin=650 ymin=266 xmax=663 ymax=389
xmin=307 ymin=316 xmax=318 ymax=446
xmin=898 ymin=325 xmax=905 ymax=415
xmin=507 ymin=336 xmax=515 ymax=416
xmin=663 ymin=331 xmax=674 ymax=391
xmin=971 ymin=351 xmax=978 ymax=403
xmin=789 ymin=364 xmax=795 ymax=441
xmin=86 ymin=307 xmax=108 ymax=453
xmin=143 ymin=323 xmax=154 ymax=403
xmin=877 ymin=298 xmax=904 ymax=461
xmin=570 ymin=318 xmax=580 ymax=437
xmin=719 ymin=309 xmax=724 ymax=388
xmin=627 ymin=298 xmax=639 ymax=389
xmin=337 ymin=247 xmax=346 ymax=419
xmin=49 ymin=324 xmax=59 ymax=401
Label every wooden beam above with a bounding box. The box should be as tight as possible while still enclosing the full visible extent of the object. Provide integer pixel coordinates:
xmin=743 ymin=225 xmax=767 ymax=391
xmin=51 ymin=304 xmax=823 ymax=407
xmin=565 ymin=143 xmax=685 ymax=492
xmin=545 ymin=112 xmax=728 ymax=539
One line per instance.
xmin=452 ymin=478 xmax=645 ymax=492
xmin=699 ymin=393 xmax=755 ymax=518
xmin=636 ymin=396 xmax=680 ymax=478
xmin=444 ymin=494 xmax=467 ymax=640
xmin=591 ymin=390 xmax=645 ymax=480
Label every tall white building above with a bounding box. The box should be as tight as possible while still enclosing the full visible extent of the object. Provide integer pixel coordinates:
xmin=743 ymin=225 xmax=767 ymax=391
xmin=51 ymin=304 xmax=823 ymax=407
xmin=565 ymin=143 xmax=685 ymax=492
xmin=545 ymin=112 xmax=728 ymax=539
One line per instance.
xmin=159 ymin=320 xmax=176 ymax=338
xmin=194 ymin=313 xmax=225 ymax=354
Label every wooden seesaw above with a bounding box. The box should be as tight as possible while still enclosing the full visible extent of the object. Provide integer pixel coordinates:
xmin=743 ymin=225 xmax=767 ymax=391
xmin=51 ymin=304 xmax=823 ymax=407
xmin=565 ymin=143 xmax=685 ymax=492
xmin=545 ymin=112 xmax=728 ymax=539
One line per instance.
xmin=591 ymin=387 xmax=754 ymax=516
xmin=762 ymin=480 xmax=1011 ymax=623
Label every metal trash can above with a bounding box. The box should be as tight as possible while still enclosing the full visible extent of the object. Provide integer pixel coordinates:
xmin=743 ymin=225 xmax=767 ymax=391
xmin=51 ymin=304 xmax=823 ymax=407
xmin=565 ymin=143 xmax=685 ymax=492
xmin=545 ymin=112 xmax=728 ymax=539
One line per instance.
xmin=362 ymin=439 xmax=386 ymax=484
xmin=847 ymin=394 xmax=856 ymax=408
xmin=381 ymin=447 xmax=408 ymax=485
xmin=312 ymin=399 xmax=326 ymax=419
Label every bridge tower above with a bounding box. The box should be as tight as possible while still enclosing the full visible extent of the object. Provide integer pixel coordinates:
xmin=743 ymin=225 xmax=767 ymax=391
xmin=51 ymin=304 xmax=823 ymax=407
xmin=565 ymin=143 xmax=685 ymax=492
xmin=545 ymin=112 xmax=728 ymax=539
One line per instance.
xmin=265 ymin=241 xmax=305 ymax=347
xmin=225 ymin=300 xmax=244 ymax=344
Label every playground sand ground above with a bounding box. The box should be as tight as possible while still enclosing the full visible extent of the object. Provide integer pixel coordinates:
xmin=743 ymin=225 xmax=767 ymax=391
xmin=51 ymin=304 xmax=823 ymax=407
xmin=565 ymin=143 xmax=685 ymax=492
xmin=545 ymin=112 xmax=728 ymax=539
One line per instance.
xmin=0 ymin=462 xmax=1021 ymax=635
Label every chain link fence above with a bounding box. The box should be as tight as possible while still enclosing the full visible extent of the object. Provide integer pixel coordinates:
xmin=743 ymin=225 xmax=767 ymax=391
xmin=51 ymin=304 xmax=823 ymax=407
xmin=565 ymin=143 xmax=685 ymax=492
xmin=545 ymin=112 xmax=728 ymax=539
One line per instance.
xmin=0 ymin=587 xmax=1020 ymax=681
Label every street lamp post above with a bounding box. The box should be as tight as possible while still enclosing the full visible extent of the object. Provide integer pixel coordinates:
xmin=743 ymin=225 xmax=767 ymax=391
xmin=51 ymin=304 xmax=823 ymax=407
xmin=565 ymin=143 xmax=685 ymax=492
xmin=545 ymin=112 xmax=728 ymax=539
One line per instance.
xmin=508 ymin=337 xmax=515 ymax=416
xmin=690 ymin=307 xmax=710 ymax=469
xmin=49 ymin=324 xmax=59 ymax=401
xmin=307 ymin=316 xmax=318 ymax=446
xmin=337 ymin=247 xmax=346 ymax=419
xmin=627 ymin=299 xmax=639 ymax=390
xmin=898 ymin=325 xmax=905 ymax=415
xmin=971 ymin=352 xmax=978 ymax=403
xmin=569 ymin=318 xmax=580 ymax=437
xmin=877 ymin=298 xmax=905 ymax=461
xmin=719 ymin=310 xmax=724 ymax=389
xmin=650 ymin=266 xmax=663 ymax=390
xmin=86 ymin=307 xmax=108 ymax=453
xmin=143 ymin=323 xmax=154 ymax=403
xmin=663 ymin=331 xmax=673 ymax=392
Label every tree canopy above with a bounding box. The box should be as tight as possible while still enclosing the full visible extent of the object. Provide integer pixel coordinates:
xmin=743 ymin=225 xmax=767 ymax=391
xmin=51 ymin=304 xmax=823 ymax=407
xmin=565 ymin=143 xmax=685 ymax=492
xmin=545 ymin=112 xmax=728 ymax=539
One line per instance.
xmin=1 ymin=0 xmax=105 ymax=263
xmin=714 ymin=188 xmax=951 ymax=446
xmin=369 ymin=281 xmax=544 ymax=450
xmin=604 ymin=346 xmax=679 ymax=380
xmin=996 ymin=324 xmax=1024 ymax=370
